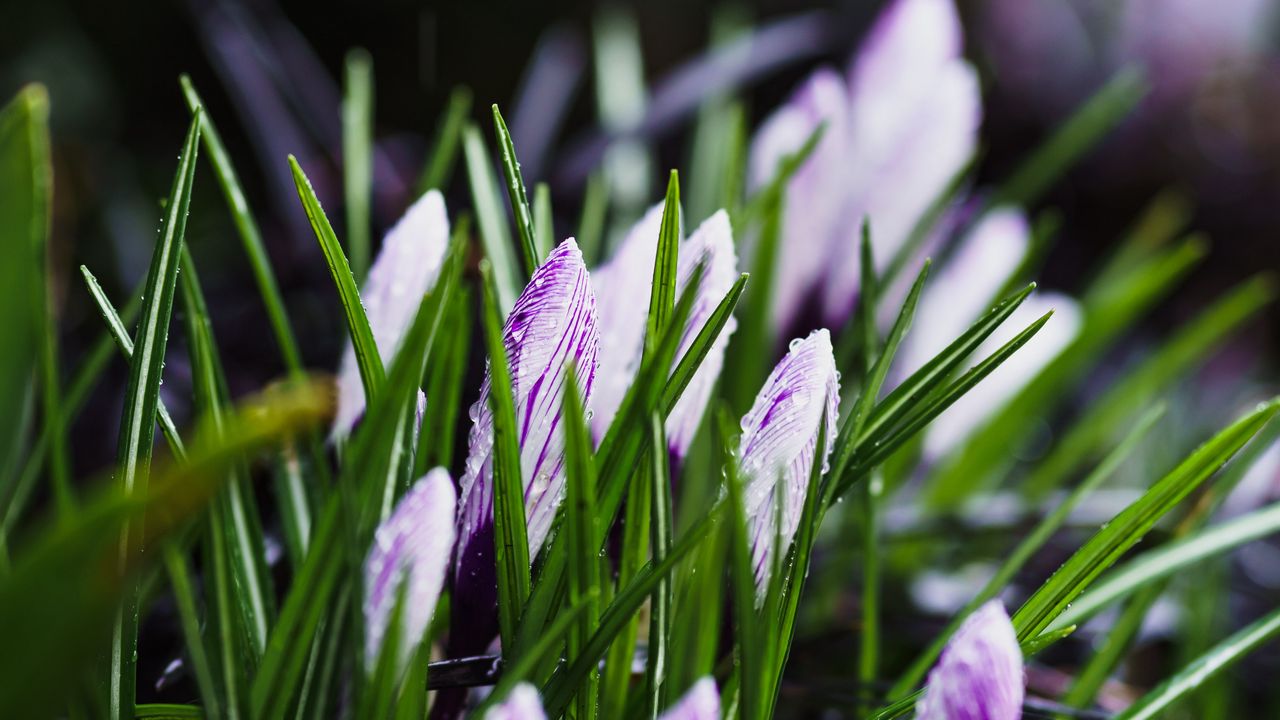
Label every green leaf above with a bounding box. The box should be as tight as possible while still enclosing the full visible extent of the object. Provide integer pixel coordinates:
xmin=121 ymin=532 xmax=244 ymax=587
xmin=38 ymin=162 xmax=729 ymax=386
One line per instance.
xmin=110 ymin=112 xmax=202 ymax=720
xmin=989 ymin=67 xmax=1146 ymax=209
xmin=289 ymin=155 xmax=384 ymax=409
xmin=601 ymin=460 xmax=650 ymax=720
xmin=722 ymin=409 xmax=764 ymax=720
xmin=162 ymin=545 xmax=221 ymax=719
xmin=576 ymin=171 xmax=609 ymax=266
xmin=534 ymin=182 xmax=554 ymax=254
xmin=1113 ymin=604 xmax=1280 ymax=720
xmin=643 ymin=413 xmax=674 ymax=718
xmin=342 ymin=48 xmax=375 ymax=283
xmin=1013 ymin=398 xmax=1280 ymax=642
xmin=416 ymin=283 xmax=472 ymax=475
xmin=0 ymin=86 xmax=53 ymax=505
xmin=562 ymin=367 xmax=601 ymax=720
xmin=888 ymin=402 xmax=1165 ymax=699
xmin=464 ymin=123 xmax=519 ymax=312
xmin=418 ymin=86 xmax=472 ymax=193
xmin=646 ymin=171 xmax=682 ymax=360
xmin=479 ymin=259 xmax=532 ymax=648
xmin=135 ymin=704 xmax=205 ymax=718
xmin=492 ymin=104 xmax=543 ymax=277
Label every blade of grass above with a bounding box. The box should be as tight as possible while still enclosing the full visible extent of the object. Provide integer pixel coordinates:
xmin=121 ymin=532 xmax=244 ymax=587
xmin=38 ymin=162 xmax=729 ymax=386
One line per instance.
xmin=162 ymin=545 xmax=222 ymax=719
xmin=888 ymin=402 xmax=1165 ymax=699
xmin=479 ymin=258 xmax=532 ymax=648
xmin=492 ymin=104 xmax=543 ymax=277
xmin=109 ymin=113 xmax=202 ymax=720
xmin=1113 ymin=604 xmax=1280 ymax=720
xmin=577 ymin=170 xmax=609 ymax=266
xmin=645 ymin=171 xmax=682 ymax=360
xmin=1013 ymin=398 xmax=1280 ymax=642
xmin=534 ymin=182 xmax=554 ymax=253
xmin=643 ymin=413 xmax=674 ymax=718
xmin=563 ymin=367 xmax=601 ymax=720
xmin=418 ymin=86 xmax=472 ymax=194
xmin=342 ymin=48 xmax=374 ymax=283
xmin=416 ymin=283 xmax=471 ymax=475
xmin=464 ymin=123 xmax=519 ymax=312
xmin=601 ymin=458 xmax=651 ymax=718
xmin=722 ymin=408 xmax=763 ymax=720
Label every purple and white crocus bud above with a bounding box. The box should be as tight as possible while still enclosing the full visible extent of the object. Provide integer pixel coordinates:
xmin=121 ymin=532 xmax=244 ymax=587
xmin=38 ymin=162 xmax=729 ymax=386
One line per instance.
xmin=334 ymin=190 xmax=450 ymax=437
xmin=363 ymin=468 xmax=455 ymax=674
xmin=738 ymin=329 xmax=839 ymax=595
xmin=590 ymin=207 xmax=738 ymax=457
xmin=749 ymin=0 xmax=980 ymax=328
xmin=660 ymin=677 xmax=721 ymax=720
xmin=451 ymin=239 xmax=599 ymax=654
xmin=484 ymin=683 xmax=547 ymax=720
xmin=917 ymin=600 xmax=1024 ymax=720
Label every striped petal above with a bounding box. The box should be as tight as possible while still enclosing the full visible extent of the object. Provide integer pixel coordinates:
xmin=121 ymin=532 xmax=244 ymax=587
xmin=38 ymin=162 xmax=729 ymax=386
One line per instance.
xmin=738 ymin=329 xmax=840 ymax=596
xmin=484 ymin=683 xmax=547 ymax=720
xmin=924 ymin=290 xmax=1082 ymax=459
xmin=659 ymin=677 xmax=720 ymax=720
xmin=917 ymin=600 xmax=1024 ymax=720
xmin=334 ymin=190 xmax=451 ymax=437
xmin=363 ymin=467 xmax=456 ymax=673
xmin=899 ymin=208 xmax=1030 ymax=378
xmin=452 ymin=239 xmax=599 ymax=650
xmin=747 ymin=68 xmax=851 ymax=330
xmin=589 ymin=208 xmax=738 ymax=456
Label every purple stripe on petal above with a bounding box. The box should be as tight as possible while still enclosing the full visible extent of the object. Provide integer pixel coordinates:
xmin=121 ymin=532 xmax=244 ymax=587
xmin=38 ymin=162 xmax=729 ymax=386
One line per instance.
xmin=658 ymin=677 xmax=720 ymax=720
xmin=334 ymin=190 xmax=451 ymax=437
xmin=917 ymin=600 xmax=1024 ymax=720
xmin=484 ymin=683 xmax=547 ymax=720
xmin=363 ymin=468 xmax=456 ymax=673
xmin=738 ymin=329 xmax=839 ymax=596
xmin=451 ymin=240 xmax=600 ymax=657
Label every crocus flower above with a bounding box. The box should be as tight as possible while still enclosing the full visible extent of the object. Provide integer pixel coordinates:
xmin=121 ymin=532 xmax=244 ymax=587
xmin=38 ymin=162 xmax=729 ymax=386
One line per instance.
xmin=917 ymin=600 xmax=1024 ymax=720
xmin=750 ymin=0 xmax=980 ymax=328
xmin=334 ymin=190 xmax=451 ymax=437
xmin=362 ymin=467 xmax=455 ymax=673
xmin=484 ymin=683 xmax=546 ymax=720
xmin=738 ymin=329 xmax=839 ymax=594
xmin=660 ymin=677 xmax=721 ymax=720
xmin=590 ymin=206 xmax=738 ymax=457
xmin=450 ymin=239 xmax=599 ymax=655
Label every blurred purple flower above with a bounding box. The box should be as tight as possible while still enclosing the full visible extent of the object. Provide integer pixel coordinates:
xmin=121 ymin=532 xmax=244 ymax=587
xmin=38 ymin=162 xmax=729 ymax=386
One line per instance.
xmin=484 ymin=683 xmax=546 ymax=720
xmin=451 ymin=239 xmax=599 ymax=655
xmin=750 ymin=0 xmax=980 ymax=328
xmin=334 ymin=190 xmax=451 ymax=438
xmin=590 ymin=207 xmax=738 ymax=457
xmin=660 ymin=677 xmax=720 ymax=720
xmin=363 ymin=468 xmax=455 ymax=673
xmin=917 ymin=600 xmax=1024 ymax=720
xmin=738 ymin=329 xmax=839 ymax=595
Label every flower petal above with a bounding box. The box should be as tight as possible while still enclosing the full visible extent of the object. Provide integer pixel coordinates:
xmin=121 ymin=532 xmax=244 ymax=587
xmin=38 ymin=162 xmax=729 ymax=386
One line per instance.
xmin=917 ymin=600 xmax=1024 ymax=720
xmin=589 ymin=208 xmax=738 ymax=456
xmin=924 ymin=290 xmax=1082 ymax=459
xmin=747 ymin=68 xmax=851 ymax=330
xmin=334 ymin=190 xmax=451 ymax=437
xmin=659 ymin=677 xmax=720 ymax=720
xmin=484 ymin=683 xmax=547 ymax=720
xmin=452 ymin=239 xmax=600 ymax=653
xmin=899 ymin=208 xmax=1030 ymax=378
xmin=589 ymin=203 xmax=666 ymax=441
xmin=738 ymin=329 xmax=840 ymax=595
xmin=363 ymin=467 xmax=456 ymax=673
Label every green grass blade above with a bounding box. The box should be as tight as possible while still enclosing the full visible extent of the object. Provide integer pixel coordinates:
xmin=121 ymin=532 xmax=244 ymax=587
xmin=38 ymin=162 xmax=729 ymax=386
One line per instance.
xmin=418 ymin=86 xmax=472 ymax=193
xmin=1113 ymin=604 xmax=1280 ymax=720
xmin=342 ymin=48 xmax=374 ymax=283
xmin=888 ymin=402 xmax=1165 ymax=699
xmin=179 ymin=76 xmax=305 ymax=375
xmin=563 ymin=367 xmax=601 ymax=720
xmin=1052 ymin=499 xmax=1280 ymax=632
xmin=492 ymin=104 xmax=543 ymax=277
xmin=479 ymin=259 xmax=532 ymax=647
xmin=162 ymin=544 xmax=222 ymax=719
xmin=1023 ymin=274 xmax=1275 ymax=500
xmin=0 ymin=87 xmax=55 ymax=508
xmin=661 ymin=273 xmax=749 ymax=416
xmin=464 ymin=123 xmax=519 ymax=312
xmin=1013 ymin=398 xmax=1280 ymax=642
xmin=576 ymin=171 xmax=609 ymax=266
xmin=645 ymin=171 xmax=682 ymax=360
xmin=416 ymin=282 xmax=472 ymax=476
xmin=134 ymin=704 xmax=204 ymax=718
xmin=989 ymin=68 xmax=1146 ymax=209
xmin=289 ymin=155 xmax=384 ymax=401
xmin=110 ymin=112 xmax=202 ymax=720
xmin=643 ymin=413 xmax=674 ymax=718
xmin=722 ymin=409 xmax=763 ymax=720
xmin=534 ymin=182 xmax=554 ymax=254
xmin=601 ymin=463 xmax=651 ymax=719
